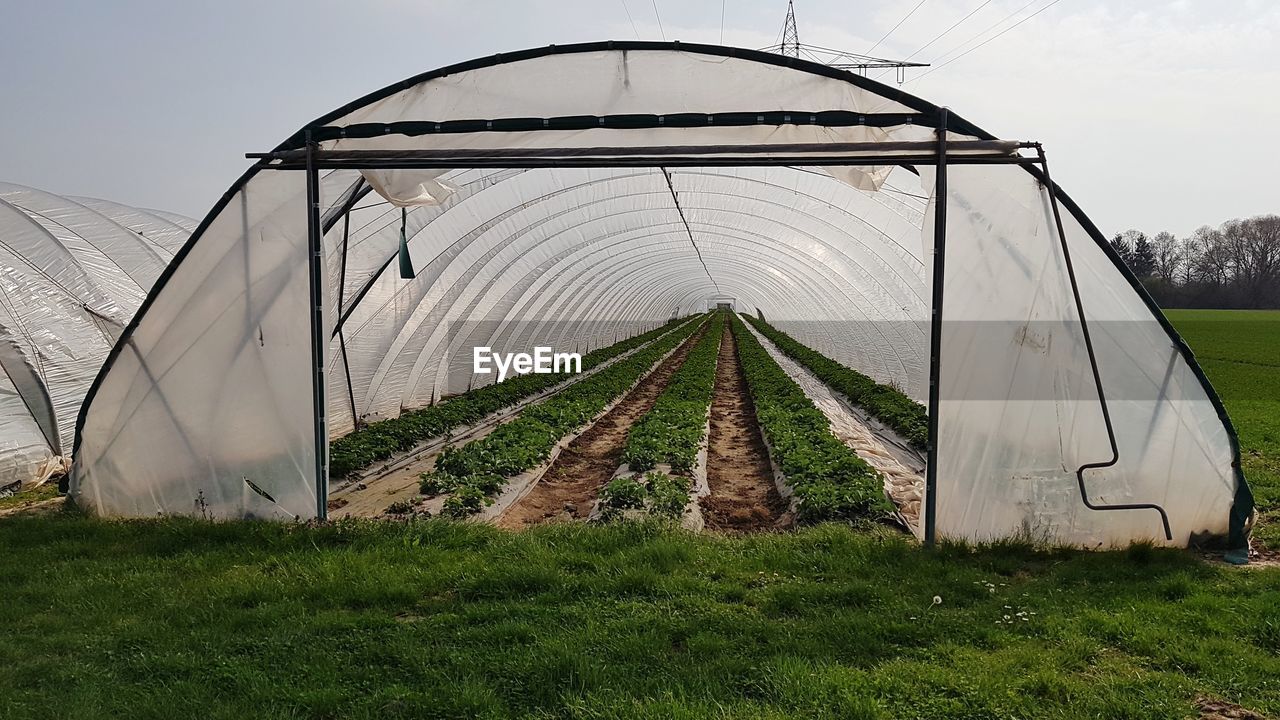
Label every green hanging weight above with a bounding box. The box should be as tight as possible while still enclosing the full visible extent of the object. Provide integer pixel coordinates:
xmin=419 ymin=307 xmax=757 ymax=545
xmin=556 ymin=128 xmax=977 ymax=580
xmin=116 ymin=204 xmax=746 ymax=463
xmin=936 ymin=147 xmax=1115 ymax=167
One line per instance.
xmin=398 ymin=207 xmax=414 ymax=279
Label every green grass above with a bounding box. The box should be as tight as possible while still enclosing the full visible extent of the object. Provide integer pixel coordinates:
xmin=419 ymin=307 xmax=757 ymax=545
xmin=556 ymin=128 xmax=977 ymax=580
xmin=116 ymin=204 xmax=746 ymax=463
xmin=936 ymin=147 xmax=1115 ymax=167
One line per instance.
xmin=0 ymin=482 xmax=60 ymax=511
xmin=1166 ymin=309 xmax=1280 ymax=548
xmin=1 ymin=513 xmax=1277 ymax=719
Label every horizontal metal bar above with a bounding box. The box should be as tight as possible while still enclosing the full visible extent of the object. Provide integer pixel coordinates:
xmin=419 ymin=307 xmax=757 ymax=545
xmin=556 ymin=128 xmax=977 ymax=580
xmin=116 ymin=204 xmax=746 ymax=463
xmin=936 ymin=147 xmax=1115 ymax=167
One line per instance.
xmin=250 ymin=139 xmax=1031 ymax=163
xmin=256 ymin=154 xmax=1041 ymax=171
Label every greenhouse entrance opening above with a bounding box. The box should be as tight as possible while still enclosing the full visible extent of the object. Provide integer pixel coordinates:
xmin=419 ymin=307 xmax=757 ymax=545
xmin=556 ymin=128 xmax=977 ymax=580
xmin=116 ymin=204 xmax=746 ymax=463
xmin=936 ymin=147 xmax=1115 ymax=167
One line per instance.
xmin=252 ymin=127 xmax=1059 ymax=551
xmin=70 ymin=42 xmax=1250 ymax=552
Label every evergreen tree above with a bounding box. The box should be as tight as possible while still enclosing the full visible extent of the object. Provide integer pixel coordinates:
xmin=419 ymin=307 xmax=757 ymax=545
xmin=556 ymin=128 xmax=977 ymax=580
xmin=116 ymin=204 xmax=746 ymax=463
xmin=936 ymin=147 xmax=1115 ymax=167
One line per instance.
xmin=1110 ymin=233 xmax=1134 ymax=266
xmin=1130 ymin=232 xmax=1156 ymax=277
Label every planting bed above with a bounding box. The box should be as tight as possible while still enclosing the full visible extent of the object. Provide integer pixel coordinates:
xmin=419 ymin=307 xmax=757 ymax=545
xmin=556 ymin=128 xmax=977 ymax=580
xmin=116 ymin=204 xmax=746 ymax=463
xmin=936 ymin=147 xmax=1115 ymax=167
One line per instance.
xmin=730 ymin=314 xmax=892 ymax=524
xmin=327 ymin=316 xmax=703 ymax=518
xmin=597 ymin=314 xmax=725 ymax=524
xmin=743 ymin=314 xmax=928 ymax=451
xmin=621 ymin=314 xmax=723 ymax=474
xmin=496 ymin=319 xmax=712 ymax=528
xmin=741 ymin=320 xmax=927 ymax=532
xmin=418 ymin=315 xmax=707 ymax=518
xmin=328 ymin=316 xmax=694 ymax=480
xmin=700 ymin=318 xmax=789 ymax=531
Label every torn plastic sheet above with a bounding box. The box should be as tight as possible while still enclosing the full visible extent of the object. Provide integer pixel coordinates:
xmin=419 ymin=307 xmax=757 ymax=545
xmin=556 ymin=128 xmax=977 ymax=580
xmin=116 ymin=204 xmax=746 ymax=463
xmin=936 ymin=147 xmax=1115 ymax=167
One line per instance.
xmin=360 ymin=169 xmax=459 ymax=207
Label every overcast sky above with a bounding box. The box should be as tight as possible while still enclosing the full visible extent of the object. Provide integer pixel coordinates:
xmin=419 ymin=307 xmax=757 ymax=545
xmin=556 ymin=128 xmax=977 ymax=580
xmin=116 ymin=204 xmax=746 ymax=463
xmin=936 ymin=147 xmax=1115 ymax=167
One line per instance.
xmin=3 ymin=0 xmax=1277 ymax=236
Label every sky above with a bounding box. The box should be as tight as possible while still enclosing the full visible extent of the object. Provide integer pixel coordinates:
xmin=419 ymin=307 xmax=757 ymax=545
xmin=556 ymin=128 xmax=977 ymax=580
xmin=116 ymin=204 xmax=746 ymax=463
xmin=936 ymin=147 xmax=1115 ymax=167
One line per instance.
xmin=2 ymin=0 xmax=1278 ymax=237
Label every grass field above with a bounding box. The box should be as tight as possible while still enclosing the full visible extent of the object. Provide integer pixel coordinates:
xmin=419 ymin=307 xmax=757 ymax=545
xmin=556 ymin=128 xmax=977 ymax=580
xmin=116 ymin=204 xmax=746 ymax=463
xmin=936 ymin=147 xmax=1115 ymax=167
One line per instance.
xmin=0 ymin=309 xmax=1276 ymax=719
xmin=1166 ymin=309 xmax=1280 ymax=548
xmin=2 ymin=515 xmax=1278 ymax=719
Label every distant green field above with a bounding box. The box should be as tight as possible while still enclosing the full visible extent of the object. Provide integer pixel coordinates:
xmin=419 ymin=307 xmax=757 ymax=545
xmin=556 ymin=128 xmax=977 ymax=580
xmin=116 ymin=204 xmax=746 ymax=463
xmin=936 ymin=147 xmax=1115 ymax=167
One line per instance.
xmin=1166 ymin=309 xmax=1280 ymax=547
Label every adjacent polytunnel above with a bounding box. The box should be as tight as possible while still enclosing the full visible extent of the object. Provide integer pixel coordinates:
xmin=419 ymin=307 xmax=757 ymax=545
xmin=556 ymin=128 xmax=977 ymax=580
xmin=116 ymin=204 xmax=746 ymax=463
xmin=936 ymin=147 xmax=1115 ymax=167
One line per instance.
xmin=0 ymin=182 xmax=190 ymax=491
xmin=70 ymin=42 xmax=1250 ymax=551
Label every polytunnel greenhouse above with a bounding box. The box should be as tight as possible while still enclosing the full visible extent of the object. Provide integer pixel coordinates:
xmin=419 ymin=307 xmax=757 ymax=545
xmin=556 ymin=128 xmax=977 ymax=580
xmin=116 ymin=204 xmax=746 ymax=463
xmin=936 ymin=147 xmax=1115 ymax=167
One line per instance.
xmin=69 ymin=41 xmax=1251 ymax=551
xmin=0 ymin=182 xmax=191 ymax=491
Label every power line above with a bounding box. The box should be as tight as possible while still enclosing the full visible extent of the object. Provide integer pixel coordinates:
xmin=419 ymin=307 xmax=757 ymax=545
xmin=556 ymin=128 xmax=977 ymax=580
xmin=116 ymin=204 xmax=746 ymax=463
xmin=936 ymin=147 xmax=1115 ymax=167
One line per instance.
xmin=619 ymin=0 xmax=641 ymax=39
xmin=907 ymin=0 xmax=1065 ymax=83
xmin=873 ymin=0 xmax=993 ymax=79
xmin=866 ymin=0 xmax=929 ymax=56
xmin=928 ymin=0 xmax=1039 ymax=66
xmin=651 ymin=0 xmax=666 ymax=41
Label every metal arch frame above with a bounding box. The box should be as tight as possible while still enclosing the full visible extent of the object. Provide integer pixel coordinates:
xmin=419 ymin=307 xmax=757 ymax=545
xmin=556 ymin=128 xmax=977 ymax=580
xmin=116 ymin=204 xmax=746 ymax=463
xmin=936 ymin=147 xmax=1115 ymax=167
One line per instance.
xmin=318 ymin=160 xmax=987 ymax=412
xmin=407 ymin=239 xmax=814 ymax=407
xmin=519 ymin=242 xmax=830 ymax=351
xmin=480 ymin=225 xmax=915 ymax=391
xmin=417 ymin=205 xmax=918 ymax=395
xmin=66 ymin=195 xmax=194 ymax=260
xmin=342 ymin=181 xmax=924 ymax=414
xmin=335 ymin=167 xmax=923 ymax=344
xmin=335 ymin=174 xmax=664 ymax=339
xmin=673 ymin=170 xmax=927 ymax=279
xmin=0 ymin=192 xmax=190 ymax=458
xmin=405 ymin=195 xmax=916 ymax=365
xmin=448 ymin=213 xmax=890 ymax=386
xmin=72 ymin=41 xmax=1248 ymax=548
xmin=0 ymin=198 xmax=129 ymax=323
xmin=333 ymin=165 xmax=927 ymax=319
xmin=0 ymin=186 xmax=174 ymax=295
xmin=323 ymin=163 xmax=930 ymax=402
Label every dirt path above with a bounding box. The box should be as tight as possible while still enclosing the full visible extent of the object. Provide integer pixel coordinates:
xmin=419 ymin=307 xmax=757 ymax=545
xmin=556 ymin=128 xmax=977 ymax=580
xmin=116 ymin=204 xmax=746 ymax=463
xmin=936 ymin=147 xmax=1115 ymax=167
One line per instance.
xmin=496 ymin=324 xmax=708 ymax=529
xmin=700 ymin=322 xmax=787 ymax=532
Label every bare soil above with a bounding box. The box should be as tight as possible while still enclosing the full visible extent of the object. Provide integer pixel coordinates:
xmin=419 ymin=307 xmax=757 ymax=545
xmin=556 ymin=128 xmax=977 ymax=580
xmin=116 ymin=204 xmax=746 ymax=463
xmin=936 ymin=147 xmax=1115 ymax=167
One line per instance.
xmin=496 ymin=324 xmax=708 ymax=529
xmin=700 ymin=322 xmax=787 ymax=532
xmin=1195 ymin=695 xmax=1266 ymax=719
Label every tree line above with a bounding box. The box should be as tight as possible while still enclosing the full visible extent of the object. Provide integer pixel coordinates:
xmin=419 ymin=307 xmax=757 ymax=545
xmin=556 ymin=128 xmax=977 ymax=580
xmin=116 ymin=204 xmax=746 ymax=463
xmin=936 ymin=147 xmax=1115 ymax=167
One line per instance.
xmin=1107 ymin=214 xmax=1280 ymax=309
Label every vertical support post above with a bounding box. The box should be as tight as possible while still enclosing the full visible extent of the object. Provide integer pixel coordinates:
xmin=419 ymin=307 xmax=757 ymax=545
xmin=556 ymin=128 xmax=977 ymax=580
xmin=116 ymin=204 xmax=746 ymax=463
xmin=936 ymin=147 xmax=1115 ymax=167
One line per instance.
xmin=923 ymin=108 xmax=949 ymax=547
xmin=304 ymin=130 xmax=329 ymax=521
xmin=337 ymin=210 xmax=360 ymax=433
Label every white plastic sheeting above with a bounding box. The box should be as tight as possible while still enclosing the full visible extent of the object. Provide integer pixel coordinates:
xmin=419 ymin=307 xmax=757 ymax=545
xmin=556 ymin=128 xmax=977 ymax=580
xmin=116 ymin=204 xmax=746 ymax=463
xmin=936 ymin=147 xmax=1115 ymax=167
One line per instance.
xmin=74 ymin=171 xmax=317 ymax=519
xmin=0 ymin=183 xmax=188 ymax=490
xmin=71 ymin=43 xmax=1249 ymax=547
xmin=925 ymin=165 xmax=1238 ymax=546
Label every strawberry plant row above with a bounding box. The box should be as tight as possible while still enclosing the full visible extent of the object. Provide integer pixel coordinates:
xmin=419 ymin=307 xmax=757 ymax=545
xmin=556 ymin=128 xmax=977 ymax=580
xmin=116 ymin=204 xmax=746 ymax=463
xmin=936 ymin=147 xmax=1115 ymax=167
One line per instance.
xmin=598 ymin=471 xmax=690 ymax=520
xmin=742 ymin=314 xmax=928 ymax=450
xmin=328 ymin=316 xmax=698 ymax=479
xmin=730 ymin=314 xmax=891 ymax=523
xmin=421 ymin=315 xmax=709 ymax=516
xmin=621 ymin=312 xmax=724 ymax=474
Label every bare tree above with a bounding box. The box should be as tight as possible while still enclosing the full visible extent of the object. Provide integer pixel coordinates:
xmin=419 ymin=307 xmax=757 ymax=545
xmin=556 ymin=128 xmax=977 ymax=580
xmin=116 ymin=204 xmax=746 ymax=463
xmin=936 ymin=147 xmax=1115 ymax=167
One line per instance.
xmin=1221 ymin=215 xmax=1280 ymax=307
xmin=1150 ymin=231 xmax=1183 ymax=285
xmin=1105 ymin=215 xmax=1278 ymax=308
